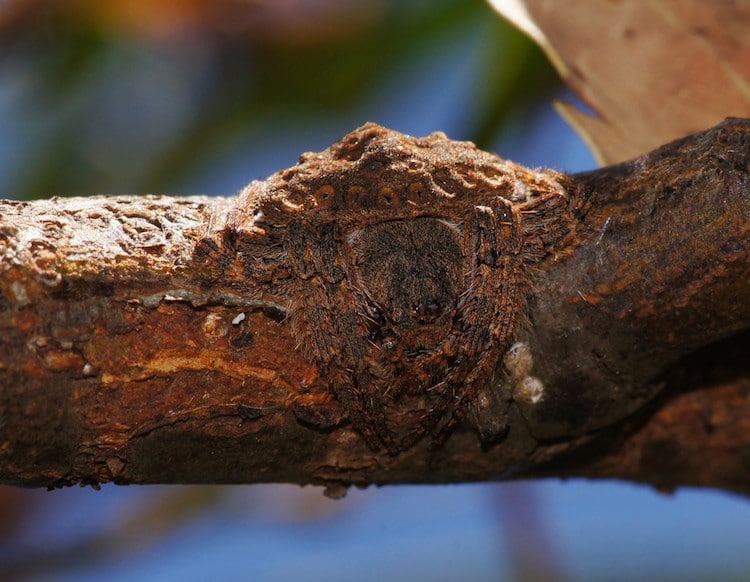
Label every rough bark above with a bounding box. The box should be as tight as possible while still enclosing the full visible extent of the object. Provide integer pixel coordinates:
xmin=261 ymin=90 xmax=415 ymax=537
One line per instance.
xmin=0 ymin=118 xmax=748 ymax=496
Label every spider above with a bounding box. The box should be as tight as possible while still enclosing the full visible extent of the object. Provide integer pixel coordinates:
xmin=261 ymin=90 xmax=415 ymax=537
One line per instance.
xmin=214 ymin=123 xmax=574 ymax=454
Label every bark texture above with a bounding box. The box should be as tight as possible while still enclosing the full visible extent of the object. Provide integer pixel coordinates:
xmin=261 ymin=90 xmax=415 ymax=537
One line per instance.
xmin=0 ymin=118 xmax=748 ymax=496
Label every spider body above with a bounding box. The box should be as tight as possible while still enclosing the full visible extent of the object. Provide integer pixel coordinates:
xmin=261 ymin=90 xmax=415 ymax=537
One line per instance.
xmin=214 ymin=123 xmax=574 ymax=453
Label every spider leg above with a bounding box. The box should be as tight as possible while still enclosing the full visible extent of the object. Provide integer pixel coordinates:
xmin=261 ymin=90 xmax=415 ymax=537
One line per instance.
xmin=286 ymin=220 xmax=396 ymax=452
xmin=462 ymin=199 xmax=524 ymax=441
xmin=397 ymin=381 xmax=466 ymax=451
xmin=422 ymin=199 xmax=523 ymax=446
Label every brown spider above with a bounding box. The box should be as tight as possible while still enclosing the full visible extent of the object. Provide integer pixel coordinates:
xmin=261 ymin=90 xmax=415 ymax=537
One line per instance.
xmin=205 ymin=123 xmax=576 ymax=454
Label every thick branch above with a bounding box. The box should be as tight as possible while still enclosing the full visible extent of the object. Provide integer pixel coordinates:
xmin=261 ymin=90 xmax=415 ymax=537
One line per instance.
xmin=0 ymin=119 xmax=748 ymax=495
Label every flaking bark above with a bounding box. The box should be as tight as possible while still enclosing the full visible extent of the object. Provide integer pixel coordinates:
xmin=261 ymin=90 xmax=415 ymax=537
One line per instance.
xmin=0 ymin=118 xmax=748 ymax=495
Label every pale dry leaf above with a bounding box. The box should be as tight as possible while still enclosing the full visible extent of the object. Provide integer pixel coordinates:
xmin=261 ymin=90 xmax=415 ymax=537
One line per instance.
xmin=488 ymin=0 xmax=750 ymax=165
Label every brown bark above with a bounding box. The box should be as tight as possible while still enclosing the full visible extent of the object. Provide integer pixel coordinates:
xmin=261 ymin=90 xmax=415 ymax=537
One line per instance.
xmin=0 ymin=118 xmax=748 ymax=496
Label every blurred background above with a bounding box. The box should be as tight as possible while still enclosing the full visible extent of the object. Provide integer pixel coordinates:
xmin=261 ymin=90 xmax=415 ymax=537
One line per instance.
xmin=0 ymin=0 xmax=748 ymax=580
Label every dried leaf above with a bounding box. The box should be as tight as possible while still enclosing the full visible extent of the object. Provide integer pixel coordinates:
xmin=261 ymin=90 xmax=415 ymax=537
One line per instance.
xmin=488 ymin=0 xmax=750 ymax=164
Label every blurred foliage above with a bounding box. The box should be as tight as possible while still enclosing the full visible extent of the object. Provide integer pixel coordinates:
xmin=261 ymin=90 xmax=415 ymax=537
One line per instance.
xmin=0 ymin=0 xmax=559 ymax=199
xmin=0 ymin=486 xmax=226 ymax=580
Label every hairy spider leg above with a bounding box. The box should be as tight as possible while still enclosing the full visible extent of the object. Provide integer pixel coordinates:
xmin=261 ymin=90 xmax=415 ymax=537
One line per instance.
xmin=286 ymin=219 xmax=398 ymax=452
xmin=403 ymin=198 xmax=523 ymax=449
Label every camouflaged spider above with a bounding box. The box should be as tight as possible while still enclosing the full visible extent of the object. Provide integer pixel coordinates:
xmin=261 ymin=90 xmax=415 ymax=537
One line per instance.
xmin=216 ymin=123 xmax=575 ymax=454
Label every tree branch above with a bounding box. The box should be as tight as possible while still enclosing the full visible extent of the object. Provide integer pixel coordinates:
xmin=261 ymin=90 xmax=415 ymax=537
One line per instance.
xmin=1 ymin=119 xmax=748 ymax=496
